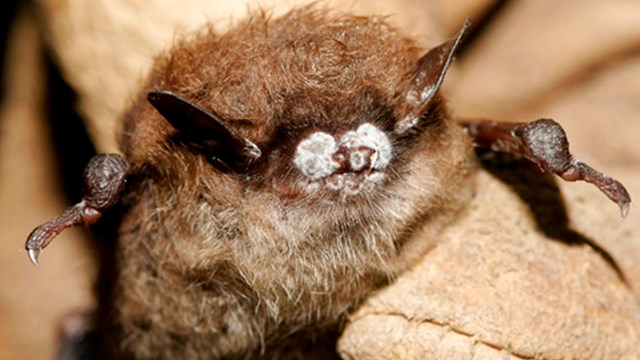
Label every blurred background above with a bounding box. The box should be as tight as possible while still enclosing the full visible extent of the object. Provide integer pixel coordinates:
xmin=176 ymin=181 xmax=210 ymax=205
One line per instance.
xmin=0 ymin=0 xmax=638 ymax=358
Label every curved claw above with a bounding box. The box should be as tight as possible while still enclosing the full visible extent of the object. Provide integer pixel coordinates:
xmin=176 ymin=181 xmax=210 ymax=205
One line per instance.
xmin=23 ymin=153 xmax=129 ymax=267
xmin=27 ymin=248 xmax=40 ymax=267
xmin=621 ymin=202 xmax=630 ymax=219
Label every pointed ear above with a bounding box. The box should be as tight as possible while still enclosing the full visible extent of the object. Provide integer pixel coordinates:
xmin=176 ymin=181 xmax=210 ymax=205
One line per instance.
xmin=395 ymin=19 xmax=471 ymax=134
xmin=147 ymin=90 xmax=262 ymax=170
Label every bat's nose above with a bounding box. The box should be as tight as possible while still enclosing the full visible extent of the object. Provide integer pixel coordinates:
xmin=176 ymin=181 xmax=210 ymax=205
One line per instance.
xmin=293 ymin=122 xmax=392 ymax=181
xmin=337 ymin=123 xmax=391 ymax=172
xmin=348 ymin=146 xmax=376 ymax=171
xmin=333 ymin=146 xmax=375 ymax=173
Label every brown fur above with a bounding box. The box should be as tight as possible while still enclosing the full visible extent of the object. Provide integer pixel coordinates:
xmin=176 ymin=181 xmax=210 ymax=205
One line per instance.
xmin=105 ymin=6 xmax=476 ymax=359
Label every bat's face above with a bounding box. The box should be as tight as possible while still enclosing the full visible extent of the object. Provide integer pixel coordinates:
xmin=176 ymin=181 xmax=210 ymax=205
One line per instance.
xmin=141 ymin=14 xmax=468 ymax=189
xmin=249 ymin=86 xmax=401 ymax=204
xmin=123 ymin=11 xmax=474 ymax=250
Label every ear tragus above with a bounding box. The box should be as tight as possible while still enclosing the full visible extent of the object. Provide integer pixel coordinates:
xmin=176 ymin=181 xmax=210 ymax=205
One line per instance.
xmin=395 ymin=19 xmax=471 ymax=134
xmin=147 ymin=90 xmax=262 ymax=170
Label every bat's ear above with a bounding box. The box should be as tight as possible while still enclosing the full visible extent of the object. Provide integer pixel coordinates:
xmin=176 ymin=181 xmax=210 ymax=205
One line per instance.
xmin=395 ymin=19 xmax=471 ymax=134
xmin=147 ymin=90 xmax=262 ymax=171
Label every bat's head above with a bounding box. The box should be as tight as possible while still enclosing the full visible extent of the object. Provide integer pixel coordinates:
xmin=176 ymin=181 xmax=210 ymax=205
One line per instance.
xmin=122 ymin=9 xmax=475 ymax=258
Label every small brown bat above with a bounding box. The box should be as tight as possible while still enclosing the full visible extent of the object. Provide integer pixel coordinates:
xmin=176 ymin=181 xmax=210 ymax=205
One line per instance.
xmin=25 ymin=7 xmax=630 ymax=359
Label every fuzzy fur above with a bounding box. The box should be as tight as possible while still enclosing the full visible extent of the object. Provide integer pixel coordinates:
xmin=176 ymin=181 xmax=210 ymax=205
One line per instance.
xmin=105 ymin=6 xmax=476 ymax=359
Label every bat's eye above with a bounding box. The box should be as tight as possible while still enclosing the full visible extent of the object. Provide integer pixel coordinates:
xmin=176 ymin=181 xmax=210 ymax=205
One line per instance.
xmin=293 ymin=123 xmax=392 ymax=195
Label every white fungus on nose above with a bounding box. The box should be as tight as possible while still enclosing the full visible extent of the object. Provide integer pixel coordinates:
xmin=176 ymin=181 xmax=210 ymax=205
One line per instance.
xmin=293 ymin=132 xmax=340 ymax=180
xmin=339 ymin=123 xmax=392 ymax=170
xmin=293 ymin=123 xmax=392 ymax=181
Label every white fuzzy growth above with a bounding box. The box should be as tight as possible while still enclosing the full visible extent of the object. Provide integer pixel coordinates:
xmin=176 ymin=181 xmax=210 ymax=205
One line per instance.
xmin=349 ymin=151 xmax=368 ymax=171
xmin=343 ymin=175 xmax=364 ymax=195
xmin=396 ymin=85 xmax=435 ymax=134
xmin=295 ymin=124 xmax=392 ymax=195
xmin=294 ymin=132 xmax=339 ymax=180
xmin=366 ymin=172 xmax=385 ymax=184
xmin=244 ymin=140 xmax=262 ymax=159
xmin=395 ymin=116 xmax=418 ymax=134
xmin=405 ymin=89 xmax=419 ymax=104
xmin=419 ymin=85 xmax=435 ymax=103
xmin=325 ymin=174 xmax=345 ymax=191
xmin=405 ymin=84 xmax=435 ymax=104
xmin=304 ymin=182 xmax=321 ymax=193
xmin=340 ymin=123 xmax=392 ymax=170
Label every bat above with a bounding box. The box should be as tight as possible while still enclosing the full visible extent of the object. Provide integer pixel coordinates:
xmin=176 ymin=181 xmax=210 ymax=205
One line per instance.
xmin=24 ymin=7 xmax=630 ymax=359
